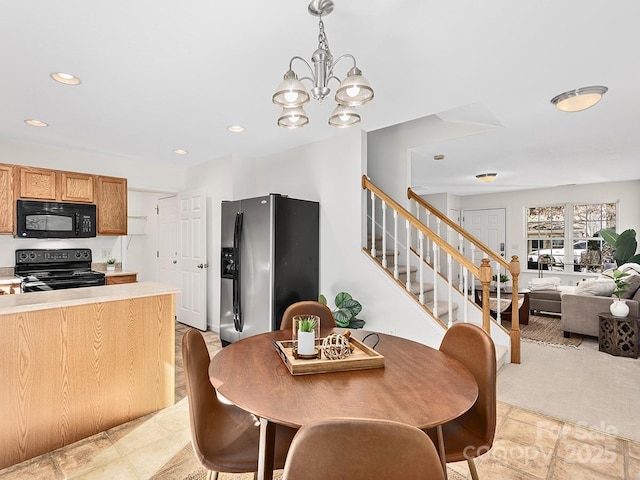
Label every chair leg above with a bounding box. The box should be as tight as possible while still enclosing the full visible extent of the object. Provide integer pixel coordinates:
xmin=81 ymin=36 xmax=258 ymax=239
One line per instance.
xmin=467 ymin=458 xmax=479 ymax=480
xmin=205 ymin=470 xmax=216 ymax=480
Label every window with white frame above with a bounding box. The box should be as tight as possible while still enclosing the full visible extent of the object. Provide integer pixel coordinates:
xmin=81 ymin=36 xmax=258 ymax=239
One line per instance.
xmin=526 ymin=203 xmax=616 ymax=272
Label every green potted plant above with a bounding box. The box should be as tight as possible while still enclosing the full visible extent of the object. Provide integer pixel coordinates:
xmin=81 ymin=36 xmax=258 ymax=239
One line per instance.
xmin=600 ymin=228 xmax=640 ymax=266
xmin=106 ymin=258 xmax=116 ymax=271
xmin=318 ymin=292 xmax=365 ymax=328
xmin=492 ymin=274 xmax=509 ymax=284
xmin=293 ymin=314 xmax=319 ymax=355
xmin=602 ymin=269 xmax=631 ymax=317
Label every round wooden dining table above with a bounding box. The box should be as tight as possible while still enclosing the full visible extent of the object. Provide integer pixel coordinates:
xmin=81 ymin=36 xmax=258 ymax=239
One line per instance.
xmin=209 ymin=328 xmax=478 ymax=480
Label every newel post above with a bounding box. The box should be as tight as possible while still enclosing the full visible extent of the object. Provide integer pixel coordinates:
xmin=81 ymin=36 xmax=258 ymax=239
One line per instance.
xmin=509 ymin=255 xmax=521 ymax=364
xmin=479 ymin=259 xmax=492 ymax=334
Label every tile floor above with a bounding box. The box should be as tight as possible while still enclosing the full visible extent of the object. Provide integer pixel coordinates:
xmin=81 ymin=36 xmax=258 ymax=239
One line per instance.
xmin=1 ymin=322 xmax=639 ymax=480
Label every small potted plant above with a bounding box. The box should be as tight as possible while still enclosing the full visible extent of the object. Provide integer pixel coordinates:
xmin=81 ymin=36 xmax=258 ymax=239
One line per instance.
xmin=106 ymin=258 xmax=116 ymax=271
xmin=492 ymin=273 xmax=509 ymax=291
xmin=293 ymin=315 xmax=319 ymax=356
xmin=318 ymin=292 xmax=365 ymax=328
xmin=603 ymin=269 xmax=631 ymax=317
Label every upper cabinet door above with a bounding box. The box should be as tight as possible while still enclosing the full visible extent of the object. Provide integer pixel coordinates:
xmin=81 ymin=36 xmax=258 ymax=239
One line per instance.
xmin=0 ymin=164 xmax=14 ymax=233
xmin=19 ymin=166 xmax=57 ymax=200
xmin=96 ymin=175 xmax=127 ymax=235
xmin=61 ymin=171 xmax=94 ymax=203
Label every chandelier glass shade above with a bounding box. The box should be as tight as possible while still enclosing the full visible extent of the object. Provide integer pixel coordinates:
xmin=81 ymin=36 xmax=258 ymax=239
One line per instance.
xmin=272 ymin=0 xmax=374 ymax=128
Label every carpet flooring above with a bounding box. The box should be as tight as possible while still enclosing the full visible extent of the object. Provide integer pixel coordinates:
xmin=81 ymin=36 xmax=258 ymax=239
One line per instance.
xmin=497 ymin=336 xmax=640 ymax=443
xmin=501 ymin=313 xmax=583 ymax=347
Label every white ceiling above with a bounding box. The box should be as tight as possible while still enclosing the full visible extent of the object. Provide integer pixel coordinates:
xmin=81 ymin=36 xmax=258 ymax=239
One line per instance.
xmin=2 ymin=1 xmax=639 ymax=195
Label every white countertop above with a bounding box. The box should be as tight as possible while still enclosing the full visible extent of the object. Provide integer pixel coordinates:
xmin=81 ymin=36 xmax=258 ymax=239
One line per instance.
xmin=104 ymin=270 xmax=138 ymax=277
xmin=0 ymin=282 xmax=180 ymax=315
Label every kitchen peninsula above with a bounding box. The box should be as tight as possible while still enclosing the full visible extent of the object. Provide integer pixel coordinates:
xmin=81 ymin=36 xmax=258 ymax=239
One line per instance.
xmin=0 ymin=282 xmax=179 ymax=469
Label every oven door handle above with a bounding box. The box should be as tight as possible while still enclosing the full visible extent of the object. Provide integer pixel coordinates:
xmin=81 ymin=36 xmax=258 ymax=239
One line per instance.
xmin=75 ymin=212 xmax=80 ymax=237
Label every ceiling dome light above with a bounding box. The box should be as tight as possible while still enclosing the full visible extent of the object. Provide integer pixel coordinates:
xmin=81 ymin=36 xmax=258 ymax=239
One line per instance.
xmin=50 ymin=72 xmax=81 ymax=85
xmin=227 ymin=125 xmax=245 ymax=133
xmin=173 ymin=149 xmax=189 ymax=155
xmin=24 ymin=119 xmax=49 ymax=127
xmin=433 ymin=154 xmax=445 ymax=161
xmin=550 ymin=85 xmax=608 ymax=112
xmin=476 ymin=173 xmax=497 ymax=183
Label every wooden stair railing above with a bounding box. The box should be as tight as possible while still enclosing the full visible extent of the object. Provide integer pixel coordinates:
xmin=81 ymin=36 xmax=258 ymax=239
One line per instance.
xmin=363 ymin=175 xmax=521 ymax=364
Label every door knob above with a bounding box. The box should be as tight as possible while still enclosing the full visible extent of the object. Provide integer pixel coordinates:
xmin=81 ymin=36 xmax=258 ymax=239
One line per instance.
xmin=172 ymin=260 xmax=177 ymax=264
xmin=197 ymin=264 xmax=204 ymax=269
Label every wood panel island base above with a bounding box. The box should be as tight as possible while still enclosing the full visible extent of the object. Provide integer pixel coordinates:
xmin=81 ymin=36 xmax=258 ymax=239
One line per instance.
xmin=0 ymin=282 xmax=179 ymax=469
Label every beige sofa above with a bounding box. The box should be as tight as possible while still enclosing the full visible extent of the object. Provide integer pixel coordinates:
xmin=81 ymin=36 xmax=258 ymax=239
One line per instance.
xmin=561 ymin=281 xmax=640 ymax=338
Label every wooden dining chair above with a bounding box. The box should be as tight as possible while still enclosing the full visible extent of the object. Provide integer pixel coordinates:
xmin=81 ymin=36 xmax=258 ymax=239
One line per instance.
xmin=182 ymin=329 xmax=297 ymax=480
xmin=279 ymin=300 xmax=335 ymax=330
xmin=425 ymin=323 xmax=497 ymax=480
xmin=282 ymin=417 xmax=445 ymax=480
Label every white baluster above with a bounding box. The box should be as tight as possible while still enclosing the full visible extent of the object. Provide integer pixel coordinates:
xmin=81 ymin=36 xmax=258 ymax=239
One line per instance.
xmin=432 ymin=243 xmax=439 ymax=318
xmin=458 ymin=233 xmax=464 ymax=290
xmin=393 ymin=210 xmax=399 ymax=279
xmin=447 ymin=254 xmax=453 ymax=327
xmin=381 ymin=201 xmax=387 ymax=269
xmin=405 ymin=220 xmax=411 ymax=291
xmin=425 ymin=212 xmax=431 ymax=263
xmin=463 ymin=267 xmax=469 ymax=323
xmin=370 ymin=191 xmax=376 ymax=257
xmin=494 ymin=260 xmax=501 ymax=323
xmin=419 ymin=231 xmax=424 ymax=304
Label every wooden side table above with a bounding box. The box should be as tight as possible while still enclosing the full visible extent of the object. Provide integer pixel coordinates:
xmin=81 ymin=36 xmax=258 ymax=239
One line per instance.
xmin=598 ymin=312 xmax=640 ymax=358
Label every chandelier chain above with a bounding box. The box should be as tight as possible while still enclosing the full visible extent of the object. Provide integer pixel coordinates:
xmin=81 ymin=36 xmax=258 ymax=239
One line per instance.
xmin=317 ymin=18 xmax=331 ymax=54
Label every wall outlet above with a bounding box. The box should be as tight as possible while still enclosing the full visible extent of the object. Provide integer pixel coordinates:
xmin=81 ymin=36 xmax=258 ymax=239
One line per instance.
xmin=101 ymin=248 xmax=112 ymax=259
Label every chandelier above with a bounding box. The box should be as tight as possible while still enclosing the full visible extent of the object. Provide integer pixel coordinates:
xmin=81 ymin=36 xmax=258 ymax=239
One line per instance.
xmin=272 ymin=0 xmax=374 ymax=129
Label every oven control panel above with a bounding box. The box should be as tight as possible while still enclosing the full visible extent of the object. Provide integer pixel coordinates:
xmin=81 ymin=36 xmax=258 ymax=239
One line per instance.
xmin=16 ymin=248 xmax=93 ymax=264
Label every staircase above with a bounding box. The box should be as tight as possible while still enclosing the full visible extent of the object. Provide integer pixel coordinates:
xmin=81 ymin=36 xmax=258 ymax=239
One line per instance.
xmin=362 ymin=175 xmax=521 ymax=366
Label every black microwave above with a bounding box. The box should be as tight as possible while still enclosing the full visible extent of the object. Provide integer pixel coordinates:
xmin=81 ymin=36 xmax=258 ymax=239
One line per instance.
xmin=16 ymin=200 xmax=97 ymax=238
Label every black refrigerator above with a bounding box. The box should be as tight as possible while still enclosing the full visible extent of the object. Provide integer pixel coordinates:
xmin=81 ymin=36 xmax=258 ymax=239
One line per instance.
xmin=219 ymin=194 xmax=320 ymax=346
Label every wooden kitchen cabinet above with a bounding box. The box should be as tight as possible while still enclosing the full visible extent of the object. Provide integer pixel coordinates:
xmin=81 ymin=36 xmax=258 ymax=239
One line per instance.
xmin=0 ymin=164 xmax=14 ymax=233
xmin=106 ymin=274 xmax=137 ymax=285
xmin=17 ymin=166 xmax=57 ymax=200
xmin=96 ymin=175 xmax=128 ymax=235
xmin=60 ymin=171 xmax=94 ymax=203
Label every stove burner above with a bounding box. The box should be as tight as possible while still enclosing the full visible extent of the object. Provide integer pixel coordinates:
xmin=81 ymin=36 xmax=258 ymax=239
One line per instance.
xmin=15 ymin=248 xmax=106 ymax=292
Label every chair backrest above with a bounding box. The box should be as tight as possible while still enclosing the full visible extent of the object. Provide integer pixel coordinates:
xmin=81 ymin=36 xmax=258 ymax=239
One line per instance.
xmin=282 ymin=417 xmax=445 ymax=480
xmin=280 ymin=300 xmax=335 ymax=330
xmin=182 ymin=329 xmax=224 ymax=465
xmin=439 ymin=323 xmax=497 ymax=447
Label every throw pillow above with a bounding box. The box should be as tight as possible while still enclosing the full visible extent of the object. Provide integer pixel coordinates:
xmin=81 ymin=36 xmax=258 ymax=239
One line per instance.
xmin=622 ymin=273 xmax=640 ymax=299
xmin=575 ymin=278 xmax=616 ymax=296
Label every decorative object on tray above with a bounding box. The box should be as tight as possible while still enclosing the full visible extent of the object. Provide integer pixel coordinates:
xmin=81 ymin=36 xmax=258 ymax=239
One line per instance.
xmin=318 ymin=291 xmax=365 ymax=328
xmin=106 ymin=258 xmax=116 ymax=271
xmin=292 ymin=314 xmax=321 ymax=358
xmin=602 ymin=269 xmax=631 ymax=317
xmin=321 ymin=332 xmax=352 ymax=360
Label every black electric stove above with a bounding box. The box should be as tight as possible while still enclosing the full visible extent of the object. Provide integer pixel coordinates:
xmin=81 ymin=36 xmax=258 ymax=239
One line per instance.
xmin=15 ymin=248 xmax=106 ymax=292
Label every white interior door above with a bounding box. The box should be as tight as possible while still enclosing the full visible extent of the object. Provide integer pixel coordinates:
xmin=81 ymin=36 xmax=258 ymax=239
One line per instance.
xmin=463 ymin=208 xmax=507 ymax=266
xmin=177 ymin=188 xmax=207 ymax=330
xmin=157 ymin=196 xmax=178 ymax=317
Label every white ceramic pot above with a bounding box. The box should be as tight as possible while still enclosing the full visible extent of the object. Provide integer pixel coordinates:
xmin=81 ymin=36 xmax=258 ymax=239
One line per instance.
xmin=610 ymin=298 xmax=629 ymax=317
xmin=107 ymin=264 xmax=115 ymax=271
xmin=297 ymin=331 xmax=316 ymax=355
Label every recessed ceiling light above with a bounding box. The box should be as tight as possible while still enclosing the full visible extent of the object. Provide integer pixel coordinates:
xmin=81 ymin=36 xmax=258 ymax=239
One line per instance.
xmin=476 ymin=173 xmax=497 ymax=183
xmin=227 ymin=125 xmax=245 ymax=133
xmin=24 ymin=119 xmax=49 ymax=127
xmin=50 ymin=72 xmax=82 ymax=85
xmin=550 ymin=85 xmax=608 ymax=112
xmin=173 ymin=149 xmax=189 ymax=155
xmin=433 ymin=154 xmax=445 ymax=161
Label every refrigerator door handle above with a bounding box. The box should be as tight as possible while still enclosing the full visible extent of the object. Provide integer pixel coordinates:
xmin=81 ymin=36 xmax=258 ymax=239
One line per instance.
xmin=233 ymin=212 xmax=244 ymax=332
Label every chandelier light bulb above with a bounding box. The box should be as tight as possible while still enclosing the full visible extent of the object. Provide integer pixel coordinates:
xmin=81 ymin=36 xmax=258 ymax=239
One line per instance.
xmin=284 ymin=91 xmax=299 ymax=103
xmin=346 ymin=86 xmax=360 ymax=98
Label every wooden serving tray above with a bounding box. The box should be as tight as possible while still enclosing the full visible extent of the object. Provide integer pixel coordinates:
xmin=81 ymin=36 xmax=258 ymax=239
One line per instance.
xmin=274 ymin=337 xmax=384 ymax=376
